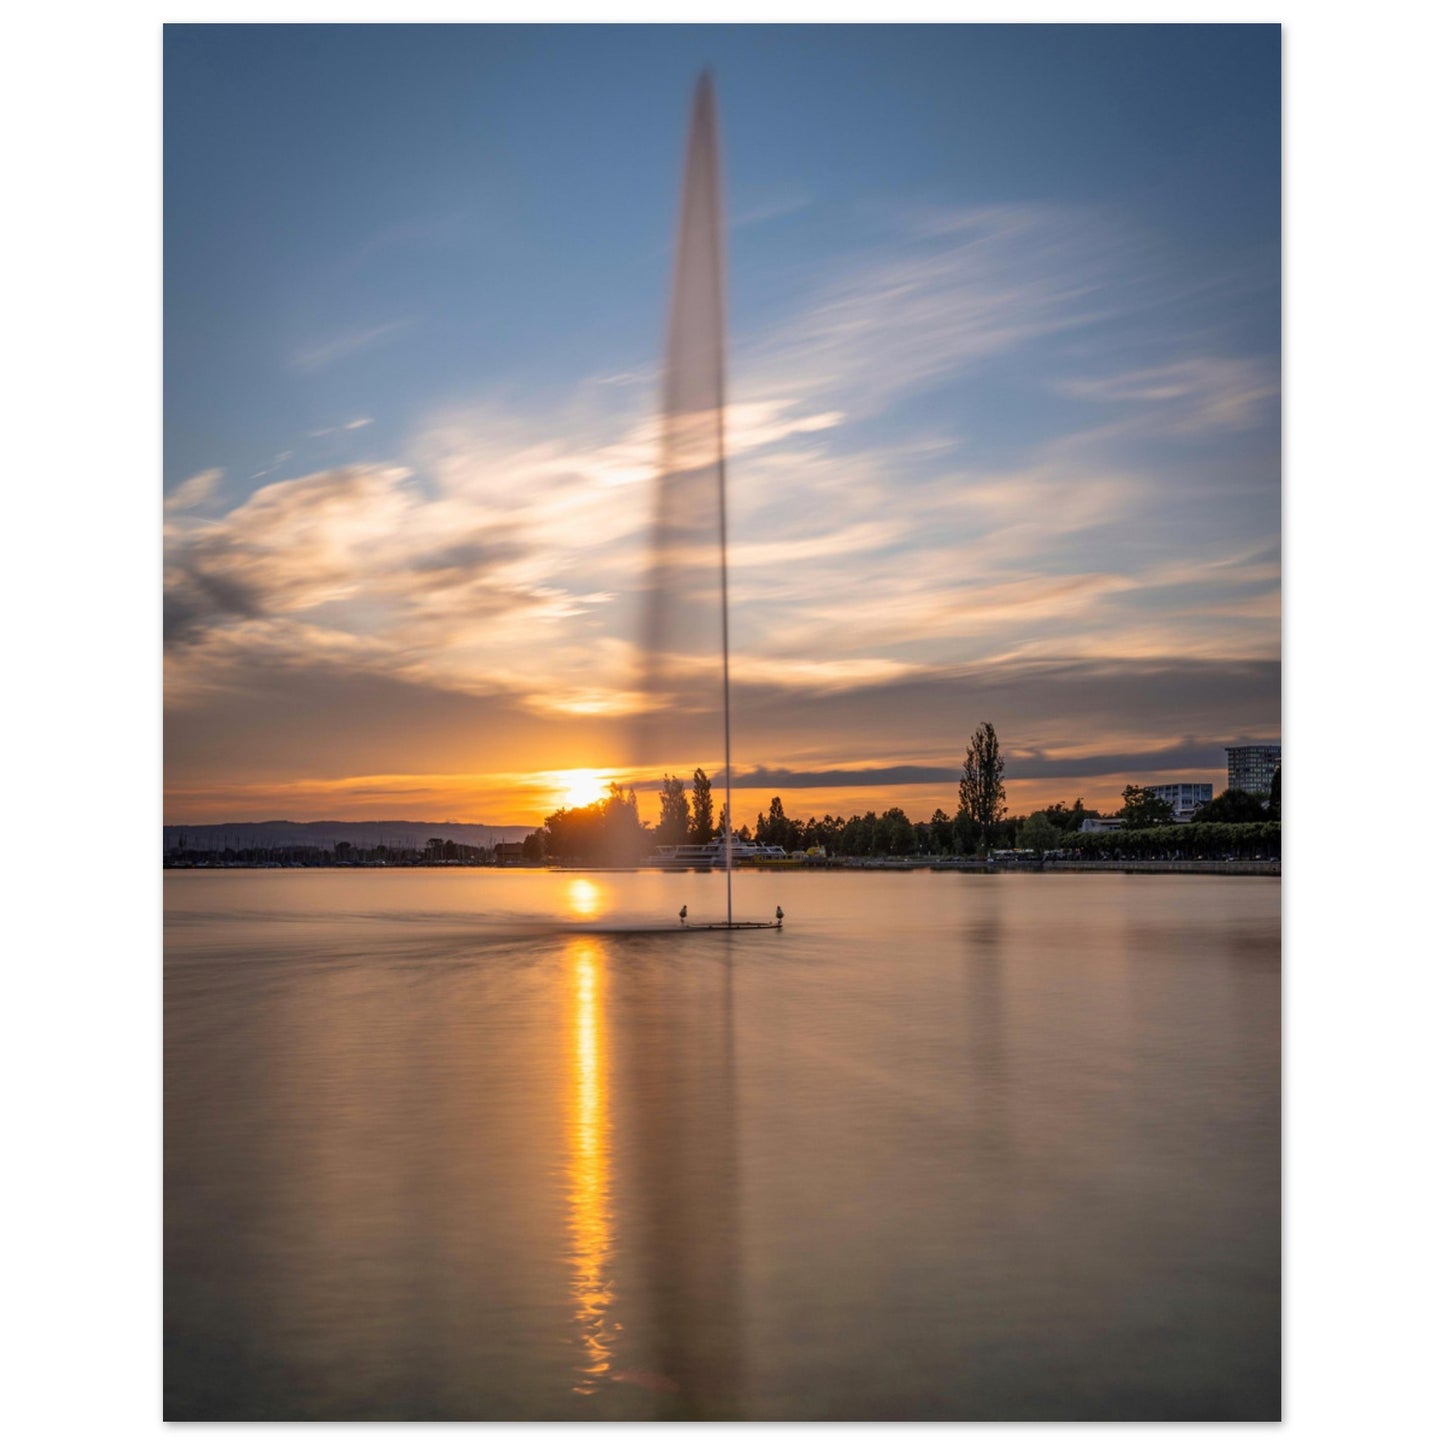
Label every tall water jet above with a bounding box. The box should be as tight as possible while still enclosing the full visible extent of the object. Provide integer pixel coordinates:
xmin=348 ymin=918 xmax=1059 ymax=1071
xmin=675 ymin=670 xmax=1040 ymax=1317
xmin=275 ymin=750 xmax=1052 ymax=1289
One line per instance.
xmin=636 ymin=72 xmax=737 ymax=921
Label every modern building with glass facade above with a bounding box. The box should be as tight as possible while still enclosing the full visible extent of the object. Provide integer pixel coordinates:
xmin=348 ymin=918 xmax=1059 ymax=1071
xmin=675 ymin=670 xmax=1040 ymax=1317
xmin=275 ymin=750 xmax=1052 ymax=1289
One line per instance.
xmin=1226 ymin=744 xmax=1281 ymax=796
xmin=1147 ymin=781 xmax=1215 ymax=821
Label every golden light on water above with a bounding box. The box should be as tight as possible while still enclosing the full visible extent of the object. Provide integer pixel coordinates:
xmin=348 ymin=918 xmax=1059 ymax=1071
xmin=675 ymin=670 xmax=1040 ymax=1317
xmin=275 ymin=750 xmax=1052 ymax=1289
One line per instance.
xmin=566 ymin=940 xmax=616 ymax=1393
xmin=567 ymin=878 xmax=603 ymax=919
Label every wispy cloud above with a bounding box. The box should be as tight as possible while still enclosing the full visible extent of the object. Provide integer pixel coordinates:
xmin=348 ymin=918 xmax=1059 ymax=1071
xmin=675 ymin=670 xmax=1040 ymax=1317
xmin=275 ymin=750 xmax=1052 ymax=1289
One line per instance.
xmin=308 ymin=417 xmax=375 ymax=439
xmin=291 ymin=320 xmax=413 ymax=372
xmin=1060 ymin=357 xmax=1278 ymax=434
xmin=165 ymin=467 xmax=223 ymax=514
xmin=248 ymin=450 xmax=294 ymax=481
xmin=731 ymin=190 xmax=813 ymax=228
xmin=737 ymin=204 xmax=1121 ymax=413
xmin=736 ymin=763 xmax=958 ymax=789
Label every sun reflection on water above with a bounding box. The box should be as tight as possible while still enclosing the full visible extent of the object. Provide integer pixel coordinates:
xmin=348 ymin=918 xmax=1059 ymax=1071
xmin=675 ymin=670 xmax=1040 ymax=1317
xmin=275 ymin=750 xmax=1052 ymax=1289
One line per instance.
xmin=567 ymin=878 xmax=603 ymax=919
xmin=566 ymin=940 xmax=616 ymax=1393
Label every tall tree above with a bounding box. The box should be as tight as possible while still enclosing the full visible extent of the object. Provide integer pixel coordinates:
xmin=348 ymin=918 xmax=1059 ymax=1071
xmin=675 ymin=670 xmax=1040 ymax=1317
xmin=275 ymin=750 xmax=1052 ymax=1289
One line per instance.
xmin=959 ymin=722 xmax=1007 ymax=845
xmin=1268 ymin=765 xmax=1281 ymax=821
xmin=656 ymin=773 xmax=690 ymax=845
xmin=689 ymin=767 xmax=715 ymax=843
xmin=755 ymin=795 xmax=791 ymax=848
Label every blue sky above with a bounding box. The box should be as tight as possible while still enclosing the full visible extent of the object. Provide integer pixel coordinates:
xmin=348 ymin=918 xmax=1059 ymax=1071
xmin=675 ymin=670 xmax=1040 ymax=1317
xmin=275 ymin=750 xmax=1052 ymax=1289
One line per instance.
xmin=164 ymin=24 xmax=1280 ymax=824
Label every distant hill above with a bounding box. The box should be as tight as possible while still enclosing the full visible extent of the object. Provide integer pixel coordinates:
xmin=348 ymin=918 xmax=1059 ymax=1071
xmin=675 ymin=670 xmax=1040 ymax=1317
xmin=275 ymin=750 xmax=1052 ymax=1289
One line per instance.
xmin=163 ymin=820 xmax=534 ymax=851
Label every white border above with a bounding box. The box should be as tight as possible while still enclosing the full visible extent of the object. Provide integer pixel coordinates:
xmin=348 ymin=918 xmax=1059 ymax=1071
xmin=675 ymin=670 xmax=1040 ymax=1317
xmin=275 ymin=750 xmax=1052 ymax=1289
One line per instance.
xmin=6 ymin=3 xmax=1443 ymax=1440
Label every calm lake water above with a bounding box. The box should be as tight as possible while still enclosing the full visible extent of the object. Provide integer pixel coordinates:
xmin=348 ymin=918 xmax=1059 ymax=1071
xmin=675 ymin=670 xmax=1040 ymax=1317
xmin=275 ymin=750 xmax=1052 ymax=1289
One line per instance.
xmin=164 ymin=868 xmax=1280 ymax=1421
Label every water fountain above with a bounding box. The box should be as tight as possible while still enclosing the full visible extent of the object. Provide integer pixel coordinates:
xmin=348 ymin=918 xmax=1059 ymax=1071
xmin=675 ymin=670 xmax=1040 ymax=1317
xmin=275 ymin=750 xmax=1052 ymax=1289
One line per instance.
xmin=635 ymin=73 xmax=777 ymax=931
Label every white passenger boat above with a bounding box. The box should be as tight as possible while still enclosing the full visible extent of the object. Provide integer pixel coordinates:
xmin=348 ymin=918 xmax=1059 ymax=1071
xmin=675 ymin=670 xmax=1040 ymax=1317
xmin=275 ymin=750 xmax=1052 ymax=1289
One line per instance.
xmin=647 ymin=837 xmax=787 ymax=868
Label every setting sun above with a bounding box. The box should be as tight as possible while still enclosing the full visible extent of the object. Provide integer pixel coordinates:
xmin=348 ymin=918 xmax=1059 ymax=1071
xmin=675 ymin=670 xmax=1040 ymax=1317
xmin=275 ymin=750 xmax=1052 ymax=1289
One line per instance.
xmin=555 ymin=769 xmax=610 ymax=810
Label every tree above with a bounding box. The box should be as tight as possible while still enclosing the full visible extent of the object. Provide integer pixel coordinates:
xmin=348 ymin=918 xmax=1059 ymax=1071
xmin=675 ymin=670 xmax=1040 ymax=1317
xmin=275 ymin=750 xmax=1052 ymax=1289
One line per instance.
xmin=656 ymin=774 xmax=690 ymax=845
xmin=953 ymin=808 xmax=982 ymax=856
xmin=689 ymin=768 xmax=715 ymax=843
xmin=1268 ymin=765 xmax=1281 ymax=821
xmin=602 ymin=784 xmax=646 ymax=862
xmin=758 ymin=795 xmax=799 ymax=850
xmin=959 ymin=722 xmax=1007 ymax=845
xmin=1192 ymin=788 xmax=1267 ymax=824
xmin=768 ymin=795 xmax=786 ymax=842
xmin=840 ymin=811 xmax=877 ymax=857
xmin=1043 ymin=798 xmax=1098 ymax=832
xmin=1058 ymin=819 xmax=1279 ymax=861
xmin=806 ymin=814 xmax=843 ymax=855
xmin=1118 ymin=784 xmax=1176 ymax=828
xmin=1018 ymin=811 xmax=1063 ymax=852
xmin=878 ymin=807 xmax=915 ymax=856
xmin=545 ymin=783 xmax=647 ymax=865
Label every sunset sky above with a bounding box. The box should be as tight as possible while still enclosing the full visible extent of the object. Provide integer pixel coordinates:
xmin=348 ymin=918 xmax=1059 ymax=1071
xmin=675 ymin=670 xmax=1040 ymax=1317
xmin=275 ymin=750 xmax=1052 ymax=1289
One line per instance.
xmin=164 ymin=23 xmax=1280 ymax=828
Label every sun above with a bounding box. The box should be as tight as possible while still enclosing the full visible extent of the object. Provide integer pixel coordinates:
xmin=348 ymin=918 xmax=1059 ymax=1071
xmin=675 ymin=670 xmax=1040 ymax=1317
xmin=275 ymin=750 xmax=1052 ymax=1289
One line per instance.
xmin=556 ymin=769 xmax=609 ymax=810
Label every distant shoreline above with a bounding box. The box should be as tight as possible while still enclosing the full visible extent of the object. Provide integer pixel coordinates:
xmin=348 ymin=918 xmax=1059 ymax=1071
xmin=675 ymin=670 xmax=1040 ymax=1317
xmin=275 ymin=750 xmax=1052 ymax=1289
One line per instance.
xmin=165 ymin=858 xmax=1279 ymax=877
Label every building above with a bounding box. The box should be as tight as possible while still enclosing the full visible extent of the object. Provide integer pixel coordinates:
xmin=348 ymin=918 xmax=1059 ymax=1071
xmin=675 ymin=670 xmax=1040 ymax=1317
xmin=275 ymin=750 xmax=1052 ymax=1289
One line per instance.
xmin=1080 ymin=818 xmax=1124 ymax=833
xmin=1226 ymin=743 xmax=1281 ymax=797
xmin=1147 ymin=781 xmax=1215 ymax=821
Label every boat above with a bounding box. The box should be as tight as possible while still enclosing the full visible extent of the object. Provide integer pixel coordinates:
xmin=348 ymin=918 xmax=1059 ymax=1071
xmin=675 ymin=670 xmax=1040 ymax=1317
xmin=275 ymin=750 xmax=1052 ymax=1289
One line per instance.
xmin=646 ymin=837 xmax=788 ymax=869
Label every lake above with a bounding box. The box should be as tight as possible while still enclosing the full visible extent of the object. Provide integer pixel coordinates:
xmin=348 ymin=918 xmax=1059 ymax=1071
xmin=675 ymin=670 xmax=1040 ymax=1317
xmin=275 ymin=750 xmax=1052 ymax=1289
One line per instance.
xmin=164 ymin=867 xmax=1280 ymax=1421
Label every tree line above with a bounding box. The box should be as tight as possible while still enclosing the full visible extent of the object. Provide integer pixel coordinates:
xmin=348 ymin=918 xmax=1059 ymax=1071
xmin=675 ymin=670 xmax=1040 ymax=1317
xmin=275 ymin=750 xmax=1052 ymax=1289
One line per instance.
xmin=164 ymin=838 xmax=500 ymax=868
xmin=523 ymin=722 xmax=1281 ymax=865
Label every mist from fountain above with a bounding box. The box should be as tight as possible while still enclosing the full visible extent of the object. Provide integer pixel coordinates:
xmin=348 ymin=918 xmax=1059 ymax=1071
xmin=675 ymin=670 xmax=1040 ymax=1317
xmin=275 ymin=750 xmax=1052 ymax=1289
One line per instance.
xmin=633 ymin=73 xmax=736 ymax=911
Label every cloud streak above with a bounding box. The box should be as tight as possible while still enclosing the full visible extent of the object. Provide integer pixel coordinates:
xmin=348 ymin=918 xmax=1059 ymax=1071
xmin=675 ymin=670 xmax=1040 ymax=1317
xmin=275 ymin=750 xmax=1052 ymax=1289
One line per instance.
xmin=308 ymin=417 xmax=374 ymax=438
xmin=736 ymin=204 xmax=1121 ymax=414
xmin=1061 ymin=357 xmax=1278 ymax=434
xmin=291 ymin=320 xmax=413 ymax=372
